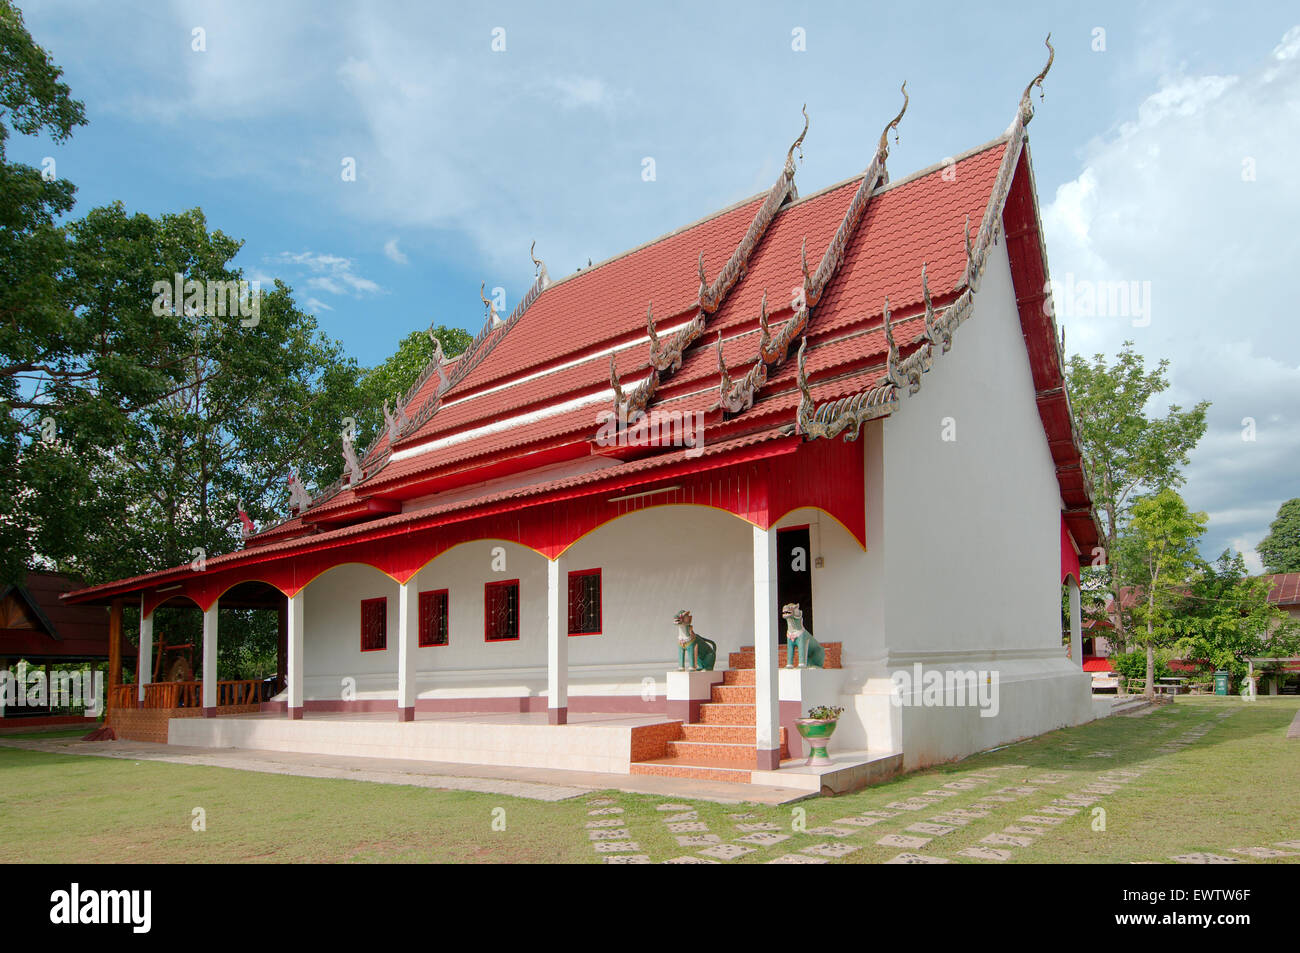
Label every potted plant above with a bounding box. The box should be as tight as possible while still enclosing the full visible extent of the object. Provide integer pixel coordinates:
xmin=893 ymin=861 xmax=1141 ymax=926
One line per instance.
xmin=795 ymin=705 xmax=844 ymax=765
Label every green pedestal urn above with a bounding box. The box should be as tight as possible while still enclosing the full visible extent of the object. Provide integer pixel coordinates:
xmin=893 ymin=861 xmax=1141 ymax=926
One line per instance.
xmin=795 ymin=705 xmax=844 ymax=765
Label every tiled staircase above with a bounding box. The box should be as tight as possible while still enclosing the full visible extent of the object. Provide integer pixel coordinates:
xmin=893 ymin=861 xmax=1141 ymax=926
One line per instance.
xmin=630 ymin=641 xmax=844 ymax=782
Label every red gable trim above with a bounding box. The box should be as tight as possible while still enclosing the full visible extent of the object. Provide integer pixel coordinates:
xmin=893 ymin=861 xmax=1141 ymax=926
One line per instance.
xmin=1003 ymin=144 xmax=1101 ymax=556
xmin=1061 ymin=515 xmax=1081 ymax=585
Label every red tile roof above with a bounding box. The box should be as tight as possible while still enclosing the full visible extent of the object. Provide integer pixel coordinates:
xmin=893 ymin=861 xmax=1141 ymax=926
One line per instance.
xmin=74 ymin=109 xmax=1098 ymax=599
xmin=1263 ymin=572 xmax=1300 ymax=606
xmin=316 ymin=142 xmax=1008 ymax=508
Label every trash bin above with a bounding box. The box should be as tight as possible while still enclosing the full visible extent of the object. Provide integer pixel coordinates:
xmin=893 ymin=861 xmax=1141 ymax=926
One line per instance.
xmin=1213 ymin=670 xmax=1230 ymax=695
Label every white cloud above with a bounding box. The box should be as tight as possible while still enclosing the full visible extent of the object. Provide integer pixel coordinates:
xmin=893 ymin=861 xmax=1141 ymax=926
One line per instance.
xmin=271 ymin=251 xmax=384 ymax=298
xmin=1042 ymin=25 xmax=1300 ymax=569
xmin=548 ymin=75 xmax=621 ymax=112
xmin=303 ymin=297 xmax=334 ymax=313
xmin=383 ymin=238 xmax=408 ymax=265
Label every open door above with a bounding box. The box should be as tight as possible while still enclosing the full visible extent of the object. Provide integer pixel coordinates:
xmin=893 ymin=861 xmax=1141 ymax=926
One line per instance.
xmin=775 ymin=526 xmax=814 ymax=646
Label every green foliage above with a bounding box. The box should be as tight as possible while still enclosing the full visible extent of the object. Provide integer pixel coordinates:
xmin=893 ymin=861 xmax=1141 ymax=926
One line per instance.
xmin=1109 ymin=650 xmax=1173 ymax=682
xmin=1257 ymin=498 xmax=1300 ymax=574
xmin=806 ymin=705 xmax=844 ymax=721
xmin=1066 ymin=342 xmax=1209 ymax=645
xmin=1118 ymin=489 xmax=1207 ymax=643
xmin=1172 ymin=550 xmax=1299 ymax=682
xmin=0 ymin=0 xmax=88 ymax=585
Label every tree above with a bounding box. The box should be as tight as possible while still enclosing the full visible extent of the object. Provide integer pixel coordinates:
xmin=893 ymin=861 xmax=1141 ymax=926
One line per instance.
xmin=1173 ymin=550 xmax=1299 ymax=683
xmin=1066 ymin=342 xmax=1209 ymax=649
xmin=1258 ymin=498 xmax=1300 ymax=574
xmin=0 ymin=0 xmax=88 ymax=584
xmin=1117 ymin=489 xmax=1207 ymax=699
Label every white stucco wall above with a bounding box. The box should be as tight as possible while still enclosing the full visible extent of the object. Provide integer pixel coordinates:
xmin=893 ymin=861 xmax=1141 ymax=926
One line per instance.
xmin=290 ymin=237 xmax=1092 ymax=773
xmin=838 ymin=236 xmax=1093 ymax=763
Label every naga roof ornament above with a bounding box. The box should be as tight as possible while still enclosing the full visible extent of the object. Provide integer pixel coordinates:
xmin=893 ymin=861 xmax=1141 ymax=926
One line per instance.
xmin=697 ymin=105 xmax=809 ymax=315
xmin=712 ymin=298 xmax=771 ymax=416
xmin=607 ymin=106 xmax=811 ymax=435
xmin=805 ymin=82 xmax=907 ymax=310
xmin=481 ymin=282 xmax=502 ymax=328
xmin=286 ymin=471 xmax=313 ymax=513
xmin=966 ymin=34 xmax=1052 ymax=291
xmin=920 ymin=263 xmax=953 ymax=354
xmin=608 ymin=354 xmax=657 ymax=424
xmin=883 ymin=297 xmax=932 ymax=395
xmin=647 ymin=302 xmax=705 ymax=375
xmin=797 ymin=39 xmax=1054 ymax=444
xmin=755 ymin=84 xmax=907 ymax=376
xmin=795 ymin=337 xmax=897 ymax=441
xmin=530 ymin=240 xmax=549 ymax=281
xmin=341 ymin=432 xmax=364 ymax=485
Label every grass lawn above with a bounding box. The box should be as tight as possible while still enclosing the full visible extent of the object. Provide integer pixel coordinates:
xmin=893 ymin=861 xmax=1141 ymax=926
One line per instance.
xmin=1 ymin=695 xmax=1296 ymax=864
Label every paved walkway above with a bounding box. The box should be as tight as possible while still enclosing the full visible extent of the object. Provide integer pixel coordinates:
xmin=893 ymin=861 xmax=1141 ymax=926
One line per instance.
xmin=1288 ymin=709 xmax=1300 ymax=740
xmin=0 ymin=737 xmax=810 ymax=805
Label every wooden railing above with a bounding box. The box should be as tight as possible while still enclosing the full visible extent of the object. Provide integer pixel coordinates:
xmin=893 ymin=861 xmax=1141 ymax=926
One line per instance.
xmin=138 ymin=680 xmax=262 ymax=709
xmin=217 ymin=680 xmax=261 ymax=707
xmin=109 ymin=684 xmax=138 ymax=710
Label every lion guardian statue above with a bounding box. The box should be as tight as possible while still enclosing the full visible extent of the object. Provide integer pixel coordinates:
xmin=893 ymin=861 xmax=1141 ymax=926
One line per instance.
xmin=673 ymin=610 xmax=717 ymax=672
xmin=782 ymin=603 xmax=825 ymax=669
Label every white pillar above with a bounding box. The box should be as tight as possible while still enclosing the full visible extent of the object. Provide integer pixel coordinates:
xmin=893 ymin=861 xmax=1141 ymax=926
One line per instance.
xmin=753 ymin=525 xmax=780 ymax=769
xmin=397 ymin=581 xmax=419 ymax=721
xmin=201 ymin=602 xmax=218 ymax=715
xmin=1068 ymin=577 xmax=1083 ymax=669
xmin=547 ymin=554 xmax=568 ymax=724
xmin=287 ymin=590 xmax=304 ymax=719
xmin=137 ymin=600 xmax=153 ymax=703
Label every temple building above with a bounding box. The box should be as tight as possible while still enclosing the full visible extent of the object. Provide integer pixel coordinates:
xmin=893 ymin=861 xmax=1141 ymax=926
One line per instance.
xmin=65 ymin=41 xmax=1102 ymax=791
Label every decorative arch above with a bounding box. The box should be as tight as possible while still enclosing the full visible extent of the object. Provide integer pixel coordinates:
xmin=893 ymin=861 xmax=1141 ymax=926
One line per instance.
xmin=404 ymin=537 xmax=551 ymax=584
xmin=120 ymin=435 xmax=865 ymax=609
xmin=142 ymin=589 xmax=205 ymax=619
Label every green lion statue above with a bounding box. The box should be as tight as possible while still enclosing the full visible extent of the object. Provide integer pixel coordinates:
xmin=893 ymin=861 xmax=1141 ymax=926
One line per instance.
xmin=782 ymin=603 xmax=824 ymax=669
xmin=673 ymin=609 xmax=717 ymax=672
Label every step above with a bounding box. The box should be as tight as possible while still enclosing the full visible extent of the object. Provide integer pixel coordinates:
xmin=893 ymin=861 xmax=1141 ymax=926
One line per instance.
xmin=698 ymin=703 xmax=755 ymax=725
xmin=681 ymin=723 xmax=788 ymax=745
xmin=722 ymin=668 xmax=755 ymax=686
xmin=629 ymin=757 xmax=753 ymax=784
xmin=710 ymin=684 xmax=754 ymax=704
xmin=665 ymin=739 xmax=761 ymax=765
xmin=731 ymin=642 xmax=843 ymax=669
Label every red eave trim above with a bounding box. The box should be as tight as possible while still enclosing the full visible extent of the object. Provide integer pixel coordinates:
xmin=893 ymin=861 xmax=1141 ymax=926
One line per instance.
xmin=61 ymin=432 xmax=800 ymax=605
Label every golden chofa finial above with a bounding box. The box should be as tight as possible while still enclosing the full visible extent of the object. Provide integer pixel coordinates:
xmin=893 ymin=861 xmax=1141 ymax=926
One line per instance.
xmin=786 ymin=104 xmax=810 ymax=169
xmin=1020 ymin=34 xmax=1055 ymax=123
xmin=877 ymin=82 xmax=908 ymax=157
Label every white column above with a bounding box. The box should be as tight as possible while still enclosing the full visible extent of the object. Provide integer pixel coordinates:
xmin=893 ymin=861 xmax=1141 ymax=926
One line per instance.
xmin=753 ymin=525 xmax=780 ymax=769
xmin=547 ymin=554 xmax=568 ymax=724
xmin=201 ymin=602 xmax=218 ymax=715
xmin=287 ymin=590 xmax=304 ymax=719
xmin=1068 ymin=577 xmax=1083 ymax=668
xmin=137 ymin=600 xmax=153 ymax=703
xmin=397 ymin=581 xmax=419 ymax=721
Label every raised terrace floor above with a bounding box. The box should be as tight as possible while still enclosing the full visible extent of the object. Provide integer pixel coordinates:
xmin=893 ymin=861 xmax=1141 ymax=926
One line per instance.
xmin=166 ymin=709 xmax=899 ymax=795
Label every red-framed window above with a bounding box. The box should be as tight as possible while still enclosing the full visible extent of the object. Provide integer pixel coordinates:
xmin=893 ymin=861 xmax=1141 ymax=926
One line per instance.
xmin=567 ymin=568 xmax=602 ymax=636
xmin=484 ymin=579 xmax=520 ymax=642
xmin=360 ymin=597 xmax=387 ymax=652
xmin=419 ymin=589 xmax=449 ymax=647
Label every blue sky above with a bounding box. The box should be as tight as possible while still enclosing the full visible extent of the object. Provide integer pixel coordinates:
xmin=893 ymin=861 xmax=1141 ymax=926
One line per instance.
xmin=11 ymin=1 xmax=1300 ymax=567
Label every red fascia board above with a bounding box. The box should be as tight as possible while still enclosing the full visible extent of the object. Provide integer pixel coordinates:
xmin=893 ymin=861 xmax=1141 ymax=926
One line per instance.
xmin=370 ymin=440 xmax=590 ymax=501
xmin=1003 ymin=146 xmax=1100 ymax=554
xmin=303 ymin=497 xmax=403 ymax=527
